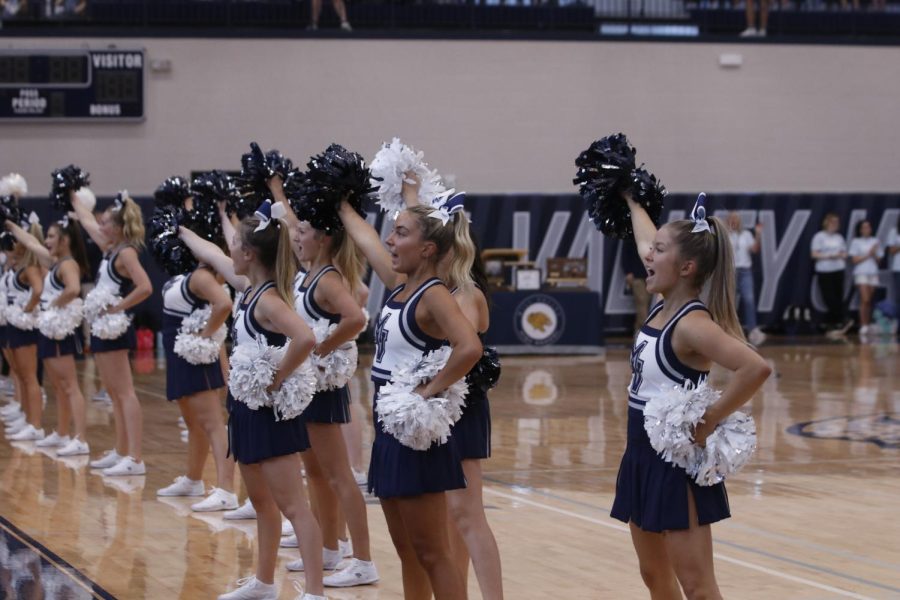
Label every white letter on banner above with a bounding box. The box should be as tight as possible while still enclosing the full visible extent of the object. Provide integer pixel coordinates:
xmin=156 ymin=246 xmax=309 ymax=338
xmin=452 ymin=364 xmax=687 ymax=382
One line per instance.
xmin=758 ymin=209 xmax=810 ymax=313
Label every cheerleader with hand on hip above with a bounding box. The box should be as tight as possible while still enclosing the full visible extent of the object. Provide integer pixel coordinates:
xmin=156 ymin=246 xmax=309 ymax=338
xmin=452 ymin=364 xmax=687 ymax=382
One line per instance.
xmin=6 ymin=216 xmax=91 ymax=455
xmin=611 ymin=191 xmax=771 ymax=600
xmin=338 ymin=193 xmax=482 ymax=600
xmin=180 ymin=200 xmax=327 ymax=600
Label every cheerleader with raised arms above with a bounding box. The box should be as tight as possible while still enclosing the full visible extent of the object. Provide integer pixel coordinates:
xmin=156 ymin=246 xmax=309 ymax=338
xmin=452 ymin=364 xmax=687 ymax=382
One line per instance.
xmin=611 ymin=191 xmax=771 ymax=599
xmin=71 ymin=191 xmax=153 ymax=475
xmin=180 ymin=200 xmax=327 ymax=600
xmin=6 ymin=216 xmax=91 ymax=456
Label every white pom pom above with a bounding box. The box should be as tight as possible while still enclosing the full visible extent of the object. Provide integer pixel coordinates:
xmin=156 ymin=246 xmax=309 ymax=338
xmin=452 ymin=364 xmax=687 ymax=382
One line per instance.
xmin=369 ymin=138 xmax=450 ymax=216
xmin=376 ymin=346 xmax=469 ymax=451
xmin=37 ymin=299 xmax=84 ymax=340
xmin=228 ymin=342 xmax=278 ymax=410
xmin=643 ymin=379 xmax=757 ymax=486
xmin=6 ymin=305 xmax=36 ymax=330
xmin=310 ymin=319 xmax=358 ymax=391
xmin=1 ymin=173 xmax=28 ymax=198
xmin=173 ymin=306 xmax=226 ymax=365
xmin=228 ymin=340 xmax=317 ymax=420
xmin=271 ymin=357 xmax=317 ymax=421
xmin=84 ymin=286 xmax=131 ymax=340
xmin=74 ymin=187 xmax=96 ymax=212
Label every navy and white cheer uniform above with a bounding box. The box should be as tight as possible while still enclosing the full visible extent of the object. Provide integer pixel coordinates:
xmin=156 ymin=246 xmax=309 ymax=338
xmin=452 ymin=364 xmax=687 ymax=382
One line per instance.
xmin=368 ymin=278 xmax=466 ymax=499
xmin=37 ymin=258 xmax=83 ymax=360
xmin=610 ymin=300 xmax=731 ymax=532
xmin=295 ymin=265 xmax=351 ymax=424
xmin=6 ymin=268 xmax=38 ymax=349
xmin=161 ymin=270 xmax=225 ymax=401
xmin=447 ymin=287 xmax=491 ymax=460
xmin=227 ymin=281 xmax=309 ymax=464
xmin=0 ymin=267 xmax=11 ymax=348
xmin=89 ymin=245 xmax=136 ymax=353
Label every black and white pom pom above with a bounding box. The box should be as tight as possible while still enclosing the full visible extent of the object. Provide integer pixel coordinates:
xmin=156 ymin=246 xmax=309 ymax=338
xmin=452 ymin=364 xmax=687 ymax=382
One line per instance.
xmin=466 ymin=346 xmax=502 ymax=393
xmin=284 ymin=144 xmax=374 ymax=234
xmin=235 ymin=142 xmax=294 ymax=217
xmin=369 ymin=137 xmax=449 ymax=216
xmin=0 ymin=195 xmax=21 ymax=228
xmin=643 ymin=379 xmax=756 ymax=486
xmin=37 ymin=299 xmax=84 ymax=340
xmin=0 ymin=173 xmax=28 ymax=198
xmin=83 ymin=285 xmax=132 ymax=340
xmin=309 ymin=320 xmax=359 ymax=391
xmin=148 ymin=206 xmax=198 ymax=276
xmin=228 ymin=341 xmax=317 ymax=419
xmin=49 ymin=165 xmax=90 ymax=212
xmin=376 ymin=346 xmax=469 ymax=451
xmin=154 ymin=176 xmax=192 ymax=209
xmin=174 ymin=306 xmax=227 ymax=365
xmin=573 ymin=133 xmax=666 ymax=239
xmin=191 ymin=170 xmax=242 ymax=228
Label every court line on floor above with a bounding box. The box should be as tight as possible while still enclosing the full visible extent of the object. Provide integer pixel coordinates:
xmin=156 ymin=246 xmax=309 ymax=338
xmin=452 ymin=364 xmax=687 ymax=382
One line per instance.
xmin=483 ymin=485 xmax=884 ymax=599
xmin=0 ymin=515 xmax=117 ymax=600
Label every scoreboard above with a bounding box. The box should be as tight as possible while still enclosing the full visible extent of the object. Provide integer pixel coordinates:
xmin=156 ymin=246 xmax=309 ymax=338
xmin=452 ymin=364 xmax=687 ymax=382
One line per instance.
xmin=0 ymin=49 xmax=145 ymax=122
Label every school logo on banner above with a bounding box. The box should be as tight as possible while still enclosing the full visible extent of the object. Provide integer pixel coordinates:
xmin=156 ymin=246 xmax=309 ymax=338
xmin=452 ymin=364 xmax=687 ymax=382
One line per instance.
xmin=514 ymin=294 xmax=565 ymax=345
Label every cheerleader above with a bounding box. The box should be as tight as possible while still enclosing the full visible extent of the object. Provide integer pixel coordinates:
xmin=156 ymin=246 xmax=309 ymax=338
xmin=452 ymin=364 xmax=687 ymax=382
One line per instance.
xmin=155 ymin=259 xmax=237 ymax=511
xmin=180 ymin=201 xmax=326 ymax=600
xmin=0 ymin=248 xmax=23 ymax=426
xmin=401 ymin=180 xmax=503 ymax=599
xmin=611 ymin=191 xmax=771 ymax=599
xmin=3 ymin=217 xmax=46 ymax=442
xmin=338 ymin=199 xmax=482 ymax=600
xmin=71 ymin=192 xmax=153 ymax=476
xmin=5 ymin=216 xmax=91 ymax=456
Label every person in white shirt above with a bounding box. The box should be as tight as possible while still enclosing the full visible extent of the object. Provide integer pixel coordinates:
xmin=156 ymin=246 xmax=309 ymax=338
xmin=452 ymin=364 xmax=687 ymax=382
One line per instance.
xmin=888 ymin=218 xmax=900 ymax=307
xmin=727 ymin=212 xmax=765 ymax=345
xmin=810 ymin=213 xmax=849 ymax=332
xmin=848 ymin=220 xmax=883 ymax=336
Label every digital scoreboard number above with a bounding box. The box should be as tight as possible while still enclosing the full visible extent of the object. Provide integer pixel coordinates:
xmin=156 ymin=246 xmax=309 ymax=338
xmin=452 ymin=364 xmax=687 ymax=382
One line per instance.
xmin=0 ymin=49 xmax=145 ymax=121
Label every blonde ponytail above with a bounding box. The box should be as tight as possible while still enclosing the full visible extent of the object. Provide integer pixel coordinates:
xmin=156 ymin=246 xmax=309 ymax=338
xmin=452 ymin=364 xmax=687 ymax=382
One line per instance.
xmin=669 ymin=216 xmax=745 ymax=342
xmin=22 ymin=222 xmax=45 ymax=269
xmin=445 ymin=211 xmax=475 ymax=291
xmin=274 ymin=222 xmax=297 ymax=306
xmin=331 ymin=229 xmax=366 ymax=298
xmin=109 ymin=195 xmax=146 ymax=248
xmin=240 ymin=216 xmax=297 ymax=307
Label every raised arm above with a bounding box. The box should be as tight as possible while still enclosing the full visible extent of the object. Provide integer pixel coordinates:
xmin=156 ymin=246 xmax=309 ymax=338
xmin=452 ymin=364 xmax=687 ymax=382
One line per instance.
xmin=401 ymin=172 xmax=421 ymax=208
xmin=267 ymin=175 xmax=299 ymax=229
xmin=70 ymin=191 xmax=110 ymax=250
xmin=109 ymin=247 xmax=152 ymax=313
xmin=417 ymin=286 xmax=482 ymax=397
xmin=337 ymin=200 xmax=401 ymax=290
xmin=623 ymin=190 xmax=657 ymax=264
xmin=52 ymin=260 xmax=82 ymax=308
xmin=216 ymin=201 xmax=238 ymax=250
xmin=188 ymin=268 xmax=232 ymax=337
xmin=4 ymin=222 xmax=51 ymax=267
xmin=179 ymin=226 xmax=248 ymax=291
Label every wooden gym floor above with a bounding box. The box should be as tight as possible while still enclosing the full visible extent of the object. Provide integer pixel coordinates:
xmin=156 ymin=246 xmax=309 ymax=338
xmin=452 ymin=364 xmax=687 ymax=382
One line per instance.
xmin=1 ymin=338 xmax=898 ymax=599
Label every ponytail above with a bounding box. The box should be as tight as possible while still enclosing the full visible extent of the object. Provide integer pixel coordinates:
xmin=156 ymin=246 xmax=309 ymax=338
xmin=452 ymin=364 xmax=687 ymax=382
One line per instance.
xmin=52 ymin=220 xmax=90 ymax=277
xmin=22 ymin=222 xmax=45 ymax=270
xmin=330 ymin=228 xmax=366 ymax=298
xmin=239 ymin=216 xmax=297 ymax=307
xmin=109 ymin=195 xmax=146 ymax=248
xmin=406 ymin=204 xmax=474 ymax=289
xmin=669 ymin=216 xmax=745 ymax=342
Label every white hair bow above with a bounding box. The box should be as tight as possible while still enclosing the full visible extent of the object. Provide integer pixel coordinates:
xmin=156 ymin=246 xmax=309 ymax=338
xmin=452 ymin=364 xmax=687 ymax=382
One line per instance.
xmin=427 ymin=191 xmax=466 ymax=226
xmin=253 ymin=200 xmax=287 ymax=233
xmin=113 ymin=190 xmax=128 ymax=212
xmin=27 ymin=212 xmax=40 ymax=226
xmin=690 ymin=193 xmax=712 ymax=235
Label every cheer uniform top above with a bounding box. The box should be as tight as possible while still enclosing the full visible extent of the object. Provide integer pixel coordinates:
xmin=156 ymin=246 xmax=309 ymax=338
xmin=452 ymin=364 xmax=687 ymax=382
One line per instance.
xmin=367 ymin=278 xmax=466 ymax=499
xmin=89 ymin=245 xmax=136 ymax=354
xmin=446 ymin=286 xmax=492 ymax=460
xmin=161 ymin=270 xmax=225 ymax=401
xmin=37 ymin=258 xmax=83 ymax=359
xmin=610 ymin=300 xmax=731 ymax=532
xmin=0 ymin=267 xmax=11 ymax=347
xmin=6 ymin=268 xmax=39 ymax=349
xmin=294 ymin=265 xmax=351 ymax=424
xmin=227 ymin=281 xmax=310 ymax=464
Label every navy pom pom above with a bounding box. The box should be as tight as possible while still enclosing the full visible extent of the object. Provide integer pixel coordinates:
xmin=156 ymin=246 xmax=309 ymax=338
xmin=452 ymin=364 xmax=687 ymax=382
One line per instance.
xmin=49 ymin=165 xmax=90 ymax=212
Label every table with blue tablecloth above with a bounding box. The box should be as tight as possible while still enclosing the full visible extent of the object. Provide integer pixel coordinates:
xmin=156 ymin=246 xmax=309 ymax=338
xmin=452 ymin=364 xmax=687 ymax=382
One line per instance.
xmin=484 ymin=290 xmax=603 ymax=354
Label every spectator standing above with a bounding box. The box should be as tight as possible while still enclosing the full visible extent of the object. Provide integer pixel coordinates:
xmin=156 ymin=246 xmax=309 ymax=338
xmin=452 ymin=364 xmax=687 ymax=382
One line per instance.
xmin=848 ymin=220 xmax=883 ymax=337
xmin=727 ymin=212 xmax=766 ymax=345
xmin=811 ymin=213 xmax=850 ymax=335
